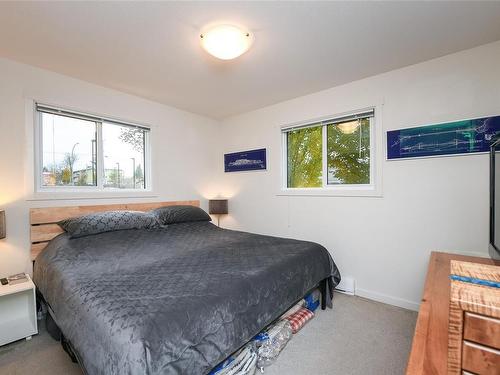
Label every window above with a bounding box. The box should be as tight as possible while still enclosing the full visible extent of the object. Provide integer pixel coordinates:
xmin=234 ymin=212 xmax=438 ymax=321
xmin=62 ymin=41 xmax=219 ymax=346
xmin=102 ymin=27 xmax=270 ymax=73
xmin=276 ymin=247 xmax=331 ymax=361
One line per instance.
xmin=36 ymin=104 xmax=150 ymax=191
xmin=283 ymin=110 xmax=374 ymax=189
xmin=286 ymin=126 xmax=323 ymax=188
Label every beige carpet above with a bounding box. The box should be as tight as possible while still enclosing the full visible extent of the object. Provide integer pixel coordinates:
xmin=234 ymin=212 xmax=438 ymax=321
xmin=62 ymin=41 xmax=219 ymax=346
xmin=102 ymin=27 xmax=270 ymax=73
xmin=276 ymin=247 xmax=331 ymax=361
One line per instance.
xmin=0 ymin=293 xmax=417 ymax=375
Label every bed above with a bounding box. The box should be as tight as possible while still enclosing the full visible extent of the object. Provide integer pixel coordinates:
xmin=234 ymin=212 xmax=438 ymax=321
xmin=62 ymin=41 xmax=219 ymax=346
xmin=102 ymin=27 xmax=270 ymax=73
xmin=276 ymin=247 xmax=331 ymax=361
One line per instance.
xmin=31 ymin=201 xmax=341 ymax=375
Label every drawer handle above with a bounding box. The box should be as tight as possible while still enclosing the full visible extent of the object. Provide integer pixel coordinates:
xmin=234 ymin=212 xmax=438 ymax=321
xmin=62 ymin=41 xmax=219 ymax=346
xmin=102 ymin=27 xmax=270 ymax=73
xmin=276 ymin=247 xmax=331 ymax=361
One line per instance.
xmin=464 ymin=340 xmax=500 ymax=355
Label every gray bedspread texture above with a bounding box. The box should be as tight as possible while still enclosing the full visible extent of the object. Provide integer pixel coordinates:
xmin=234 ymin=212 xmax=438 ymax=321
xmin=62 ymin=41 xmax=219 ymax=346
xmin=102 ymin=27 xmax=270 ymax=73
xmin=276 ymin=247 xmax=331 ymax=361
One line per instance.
xmin=33 ymin=221 xmax=340 ymax=375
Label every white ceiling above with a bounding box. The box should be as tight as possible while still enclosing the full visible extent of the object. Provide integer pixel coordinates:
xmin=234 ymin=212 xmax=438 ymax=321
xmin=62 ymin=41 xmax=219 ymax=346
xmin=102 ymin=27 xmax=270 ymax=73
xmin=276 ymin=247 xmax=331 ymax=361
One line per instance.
xmin=1 ymin=1 xmax=500 ymax=119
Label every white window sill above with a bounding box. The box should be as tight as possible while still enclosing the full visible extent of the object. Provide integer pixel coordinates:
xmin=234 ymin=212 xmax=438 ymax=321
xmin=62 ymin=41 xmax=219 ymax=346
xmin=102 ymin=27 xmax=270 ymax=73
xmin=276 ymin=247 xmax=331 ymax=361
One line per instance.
xmin=27 ymin=190 xmax=158 ymax=201
xmin=277 ymin=186 xmax=383 ymax=198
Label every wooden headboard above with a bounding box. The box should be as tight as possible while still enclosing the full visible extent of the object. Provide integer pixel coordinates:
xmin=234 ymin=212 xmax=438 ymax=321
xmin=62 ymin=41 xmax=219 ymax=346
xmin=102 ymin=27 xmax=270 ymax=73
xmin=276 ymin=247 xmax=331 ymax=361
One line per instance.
xmin=30 ymin=200 xmax=200 ymax=260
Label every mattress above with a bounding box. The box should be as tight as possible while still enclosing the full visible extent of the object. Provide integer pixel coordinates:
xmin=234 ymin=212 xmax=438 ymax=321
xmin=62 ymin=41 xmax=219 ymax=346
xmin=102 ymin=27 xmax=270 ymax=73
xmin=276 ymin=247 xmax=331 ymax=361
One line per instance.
xmin=33 ymin=221 xmax=340 ymax=374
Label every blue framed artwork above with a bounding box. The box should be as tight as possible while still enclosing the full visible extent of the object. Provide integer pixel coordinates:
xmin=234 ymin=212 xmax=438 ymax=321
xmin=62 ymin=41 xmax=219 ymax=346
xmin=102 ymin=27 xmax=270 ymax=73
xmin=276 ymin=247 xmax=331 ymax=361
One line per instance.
xmin=387 ymin=115 xmax=500 ymax=160
xmin=224 ymin=148 xmax=267 ymax=172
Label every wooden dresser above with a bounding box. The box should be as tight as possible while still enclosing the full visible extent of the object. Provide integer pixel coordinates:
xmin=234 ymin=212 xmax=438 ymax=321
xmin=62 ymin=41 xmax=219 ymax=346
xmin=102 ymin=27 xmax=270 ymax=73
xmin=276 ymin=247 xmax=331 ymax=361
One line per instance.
xmin=406 ymin=252 xmax=499 ymax=375
xmin=448 ymin=261 xmax=500 ymax=374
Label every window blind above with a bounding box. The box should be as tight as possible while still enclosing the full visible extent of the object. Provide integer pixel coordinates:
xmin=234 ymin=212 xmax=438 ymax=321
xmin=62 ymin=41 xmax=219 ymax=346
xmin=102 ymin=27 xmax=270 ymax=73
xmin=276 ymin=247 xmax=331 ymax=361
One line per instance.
xmin=281 ymin=109 xmax=374 ymax=133
xmin=36 ymin=103 xmax=150 ymax=131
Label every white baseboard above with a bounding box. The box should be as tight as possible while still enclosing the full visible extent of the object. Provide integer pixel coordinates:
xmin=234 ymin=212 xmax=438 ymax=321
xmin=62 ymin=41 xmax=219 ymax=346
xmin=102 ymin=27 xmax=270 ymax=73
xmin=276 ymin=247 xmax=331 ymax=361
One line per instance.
xmin=355 ymin=288 xmax=420 ymax=311
xmin=347 ymin=250 xmax=491 ymax=312
xmin=335 ymin=276 xmax=355 ymax=295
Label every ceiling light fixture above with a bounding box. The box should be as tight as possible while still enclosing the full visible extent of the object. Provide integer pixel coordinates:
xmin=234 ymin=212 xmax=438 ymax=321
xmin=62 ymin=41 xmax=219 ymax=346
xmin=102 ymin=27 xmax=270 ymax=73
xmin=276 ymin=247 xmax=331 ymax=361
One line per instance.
xmin=200 ymin=24 xmax=253 ymax=60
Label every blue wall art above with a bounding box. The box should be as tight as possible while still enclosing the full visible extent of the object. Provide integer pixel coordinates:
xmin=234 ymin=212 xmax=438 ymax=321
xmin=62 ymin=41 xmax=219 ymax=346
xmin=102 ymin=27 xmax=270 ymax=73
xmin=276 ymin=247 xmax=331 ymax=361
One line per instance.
xmin=387 ymin=115 xmax=500 ymax=160
xmin=224 ymin=148 xmax=267 ymax=172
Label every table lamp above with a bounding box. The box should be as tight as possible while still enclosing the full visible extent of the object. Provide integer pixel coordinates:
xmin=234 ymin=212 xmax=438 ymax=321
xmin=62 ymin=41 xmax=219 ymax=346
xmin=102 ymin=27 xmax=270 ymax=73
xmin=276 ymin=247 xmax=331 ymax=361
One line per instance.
xmin=209 ymin=199 xmax=228 ymax=227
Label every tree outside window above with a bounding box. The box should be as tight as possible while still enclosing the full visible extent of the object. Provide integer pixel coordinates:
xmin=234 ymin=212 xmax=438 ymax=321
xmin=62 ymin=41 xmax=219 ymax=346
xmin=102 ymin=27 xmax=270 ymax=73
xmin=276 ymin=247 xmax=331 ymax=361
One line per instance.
xmin=39 ymin=107 xmax=149 ymax=190
xmin=284 ymin=113 xmax=373 ymax=189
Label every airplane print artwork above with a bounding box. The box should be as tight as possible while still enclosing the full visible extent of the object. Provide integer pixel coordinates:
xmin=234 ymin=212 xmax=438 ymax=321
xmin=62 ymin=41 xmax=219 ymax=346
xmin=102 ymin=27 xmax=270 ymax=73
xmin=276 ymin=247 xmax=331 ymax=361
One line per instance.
xmin=224 ymin=148 xmax=267 ymax=172
xmin=387 ymin=115 xmax=500 ymax=160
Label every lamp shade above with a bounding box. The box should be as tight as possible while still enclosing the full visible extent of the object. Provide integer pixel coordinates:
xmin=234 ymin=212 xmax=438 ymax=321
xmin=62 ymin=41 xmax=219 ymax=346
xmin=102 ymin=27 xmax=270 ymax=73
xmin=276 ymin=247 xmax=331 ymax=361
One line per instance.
xmin=209 ymin=199 xmax=228 ymax=215
xmin=0 ymin=210 xmax=5 ymax=239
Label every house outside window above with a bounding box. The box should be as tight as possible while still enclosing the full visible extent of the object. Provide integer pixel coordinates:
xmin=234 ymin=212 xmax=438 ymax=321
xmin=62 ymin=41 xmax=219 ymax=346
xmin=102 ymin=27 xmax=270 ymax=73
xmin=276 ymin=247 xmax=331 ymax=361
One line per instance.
xmin=36 ymin=104 xmax=150 ymax=192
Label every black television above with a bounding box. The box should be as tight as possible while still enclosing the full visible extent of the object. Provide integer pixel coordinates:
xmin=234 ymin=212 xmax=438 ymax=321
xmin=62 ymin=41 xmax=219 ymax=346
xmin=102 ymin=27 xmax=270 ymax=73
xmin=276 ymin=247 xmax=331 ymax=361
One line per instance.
xmin=490 ymin=136 xmax=500 ymax=260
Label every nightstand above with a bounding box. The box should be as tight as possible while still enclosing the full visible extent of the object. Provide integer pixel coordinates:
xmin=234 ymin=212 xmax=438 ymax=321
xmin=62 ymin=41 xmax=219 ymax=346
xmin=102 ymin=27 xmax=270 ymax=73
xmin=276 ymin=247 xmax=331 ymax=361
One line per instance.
xmin=0 ymin=274 xmax=38 ymax=346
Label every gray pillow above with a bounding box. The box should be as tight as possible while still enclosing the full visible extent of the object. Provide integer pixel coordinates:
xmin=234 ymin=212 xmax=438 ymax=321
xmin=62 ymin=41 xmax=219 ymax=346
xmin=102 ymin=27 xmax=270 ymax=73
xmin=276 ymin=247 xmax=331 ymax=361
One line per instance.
xmin=151 ymin=205 xmax=211 ymax=225
xmin=58 ymin=210 xmax=160 ymax=238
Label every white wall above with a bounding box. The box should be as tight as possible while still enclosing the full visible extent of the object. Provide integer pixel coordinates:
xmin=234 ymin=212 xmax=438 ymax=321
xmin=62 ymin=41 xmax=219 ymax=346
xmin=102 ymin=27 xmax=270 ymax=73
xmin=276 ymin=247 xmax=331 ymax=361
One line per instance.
xmin=0 ymin=58 xmax=220 ymax=277
xmin=218 ymin=41 xmax=500 ymax=310
xmin=2 ymin=41 xmax=499 ymax=311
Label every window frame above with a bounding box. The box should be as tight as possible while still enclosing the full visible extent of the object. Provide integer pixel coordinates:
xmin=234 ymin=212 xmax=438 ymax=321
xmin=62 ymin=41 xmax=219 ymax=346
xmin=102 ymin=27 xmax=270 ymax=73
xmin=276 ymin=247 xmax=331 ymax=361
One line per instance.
xmin=280 ymin=108 xmax=380 ymax=196
xmin=34 ymin=103 xmax=152 ymax=194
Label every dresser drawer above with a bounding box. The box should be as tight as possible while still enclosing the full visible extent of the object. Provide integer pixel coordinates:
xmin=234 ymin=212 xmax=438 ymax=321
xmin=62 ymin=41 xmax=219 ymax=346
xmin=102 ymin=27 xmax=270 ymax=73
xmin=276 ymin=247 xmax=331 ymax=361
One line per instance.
xmin=464 ymin=312 xmax=500 ymax=349
xmin=462 ymin=341 xmax=500 ymax=375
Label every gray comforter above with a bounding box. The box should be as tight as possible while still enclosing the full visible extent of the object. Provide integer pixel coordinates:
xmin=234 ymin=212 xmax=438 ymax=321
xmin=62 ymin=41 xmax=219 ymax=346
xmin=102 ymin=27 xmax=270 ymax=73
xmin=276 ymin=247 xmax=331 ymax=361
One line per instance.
xmin=33 ymin=222 xmax=340 ymax=375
